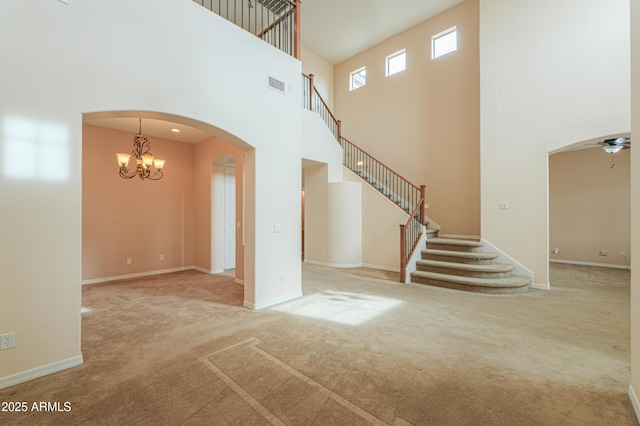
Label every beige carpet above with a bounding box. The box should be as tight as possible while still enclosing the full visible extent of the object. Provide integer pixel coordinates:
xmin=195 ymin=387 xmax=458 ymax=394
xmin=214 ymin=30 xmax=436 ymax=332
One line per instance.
xmin=0 ymin=263 xmax=636 ymax=425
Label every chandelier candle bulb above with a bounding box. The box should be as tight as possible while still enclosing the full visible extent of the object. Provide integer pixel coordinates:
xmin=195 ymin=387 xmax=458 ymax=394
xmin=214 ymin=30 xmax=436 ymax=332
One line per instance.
xmin=116 ymin=153 xmax=131 ymax=167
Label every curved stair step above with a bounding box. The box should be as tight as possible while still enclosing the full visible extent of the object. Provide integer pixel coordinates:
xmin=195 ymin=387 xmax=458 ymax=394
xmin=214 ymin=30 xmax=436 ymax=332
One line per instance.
xmin=422 ymin=249 xmax=497 ymax=265
xmin=416 ymin=259 xmax=514 ymax=279
xmin=411 ymin=271 xmax=531 ymax=294
xmin=427 ymin=238 xmax=483 ymax=253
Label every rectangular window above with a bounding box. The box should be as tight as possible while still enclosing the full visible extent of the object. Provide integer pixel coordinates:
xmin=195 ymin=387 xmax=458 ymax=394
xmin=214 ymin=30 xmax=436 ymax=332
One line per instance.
xmin=386 ymin=49 xmax=406 ymax=77
xmin=432 ymin=26 xmax=457 ymax=59
xmin=350 ymin=67 xmax=366 ymax=91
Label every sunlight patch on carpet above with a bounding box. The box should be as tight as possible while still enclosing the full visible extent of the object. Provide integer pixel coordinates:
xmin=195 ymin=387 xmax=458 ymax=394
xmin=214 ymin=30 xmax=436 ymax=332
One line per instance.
xmin=271 ymin=291 xmax=404 ymax=325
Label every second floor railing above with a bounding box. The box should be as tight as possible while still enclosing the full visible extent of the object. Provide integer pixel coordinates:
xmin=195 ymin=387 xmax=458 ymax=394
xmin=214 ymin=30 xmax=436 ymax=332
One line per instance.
xmin=194 ymin=0 xmax=300 ymax=58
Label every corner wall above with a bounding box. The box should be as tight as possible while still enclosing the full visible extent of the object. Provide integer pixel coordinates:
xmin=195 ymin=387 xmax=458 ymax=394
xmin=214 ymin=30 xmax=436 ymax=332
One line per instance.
xmin=479 ymin=0 xmax=630 ymax=285
xmin=630 ymin=0 xmax=640 ymax=420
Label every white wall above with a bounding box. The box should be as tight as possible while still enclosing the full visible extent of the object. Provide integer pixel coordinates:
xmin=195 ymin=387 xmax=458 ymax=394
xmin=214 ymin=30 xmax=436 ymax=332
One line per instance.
xmin=0 ymin=0 xmax=301 ymax=385
xmin=630 ymin=0 xmax=640 ymax=420
xmin=479 ymin=0 xmax=630 ymax=285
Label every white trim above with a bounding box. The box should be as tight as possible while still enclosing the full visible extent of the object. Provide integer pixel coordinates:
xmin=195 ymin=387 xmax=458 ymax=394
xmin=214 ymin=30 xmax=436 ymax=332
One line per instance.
xmin=303 ymin=259 xmax=362 ymax=269
xmin=194 ymin=266 xmax=214 ymax=274
xmin=234 ymin=278 xmax=244 ymax=285
xmin=361 ymin=263 xmax=400 ymax=273
xmin=243 ymin=292 xmax=303 ymax=310
xmin=532 ymin=283 xmax=551 ymax=291
xmin=481 ymin=239 xmax=534 ymax=280
xmin=81 ymin=266 xmax=197 ymax=285
xmin=305 ymin=260 xmax=400 ymax=273
xmin=550 ymin=259 xmax=631 ymax=270
xmin=0 ymin=356 xmax=83 ymax=390
xmin=629 ymin=385 xmax=640 ymax=423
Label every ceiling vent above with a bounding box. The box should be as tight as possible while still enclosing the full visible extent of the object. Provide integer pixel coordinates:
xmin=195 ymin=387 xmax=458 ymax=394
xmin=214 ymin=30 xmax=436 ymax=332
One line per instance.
xmin=267 ymin=75 xmax=286 ymax=94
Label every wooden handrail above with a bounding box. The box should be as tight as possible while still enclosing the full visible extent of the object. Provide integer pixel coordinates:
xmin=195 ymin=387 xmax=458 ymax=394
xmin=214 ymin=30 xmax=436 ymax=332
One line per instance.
xmin=304 ymin=70 xmax=427 ymax=283
xmin=400 ymin=198 xmax=425 ymax=283
xmin=304 ymin=73 xmax=340 ymax=128
xmin=341 ymin=137 xmax=421 ymax=192
xmin=293 ymin=0 xmax=300 ymax=59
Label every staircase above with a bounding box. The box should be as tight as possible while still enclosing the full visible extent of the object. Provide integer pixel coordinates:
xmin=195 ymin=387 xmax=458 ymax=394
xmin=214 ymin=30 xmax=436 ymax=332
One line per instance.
xmin=302 ymin=73 xmax=530 ymax=294
xmin=411 ymin=237 xmax=531 ymax=294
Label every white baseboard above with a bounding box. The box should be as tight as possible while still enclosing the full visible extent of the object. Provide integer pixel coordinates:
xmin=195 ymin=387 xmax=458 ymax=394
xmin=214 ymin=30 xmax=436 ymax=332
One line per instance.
xmin=361 ymin=263 xmax=400 ymax=273
xmin=234 ymin=278 xmax=244 ymax=285
xmin=481 ymin=239 xmax=534 ymax=280
xmin=629 ymin=385 xmax=640 ymax=423
xmin=532 ymin=283 xmax=550 ymax=291
xmin=304 ymin=259 xmax=399 ymax=272
xmin=243 ymin=291 xmax=302 ymax=310
xmin=194 ymin=266 xmax=214 ymax=274
xmin=0 ymin=355 xmax=83 ymax=390
xmin=550 ymin=259 xmax=631 ymax=270
xmin=82 ymin=266 xmax=198 ymax=285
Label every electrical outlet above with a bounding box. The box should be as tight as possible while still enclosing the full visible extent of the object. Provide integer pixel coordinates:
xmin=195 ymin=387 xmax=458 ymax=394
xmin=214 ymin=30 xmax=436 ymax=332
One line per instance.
xmin=281 ymin=274 xmax=286 ymax=284
xmin=600 ymin=250 xmax=607 ymax=256
xmin=620 ymin=252 xmax=626 ymax=258
xmin=553 ymin=247 xmax=559 ymax=255
xmin=1 ymin=332 xmax=15 ymax=350
xmin=127 ymin=258 xmax=132 ymax=265
xmin=160 ymin=254 xmax=165 ymax=261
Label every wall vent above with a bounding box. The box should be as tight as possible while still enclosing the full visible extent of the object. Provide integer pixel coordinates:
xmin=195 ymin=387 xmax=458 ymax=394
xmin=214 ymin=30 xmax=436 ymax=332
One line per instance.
xmin=267 ymin=76 xmax=286 ymax=94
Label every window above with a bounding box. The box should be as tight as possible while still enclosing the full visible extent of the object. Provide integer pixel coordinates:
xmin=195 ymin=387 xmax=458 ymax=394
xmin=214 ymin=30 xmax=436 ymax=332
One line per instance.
xmin=432 ymin=26 xmax=457 ymax=59
xmin=386 ymin=49 xmax=406 ymax=77
xmin=349 ymin=67 xmax=366 ymax=91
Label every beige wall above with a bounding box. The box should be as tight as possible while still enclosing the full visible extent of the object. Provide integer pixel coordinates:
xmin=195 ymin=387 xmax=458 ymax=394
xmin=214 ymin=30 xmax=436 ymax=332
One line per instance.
xmin=303 ymin=165 xmax=330 ymax=264
xmin=333 ymin=0 xmax=480 ymax=236
xmin=343 ymin=168 xmax=408 ymax=271
xmin=630 ymin=0 xmax=640 ymax=418
xmin=480 ymin=0 xmax=630 ymax=286
xmin=549 ymin=148 xmax=630 ymax=268
xmin=83 ymin=125 xmax=196 ymax=281
xmin=301 ymin=46 xmax=334 ymax=110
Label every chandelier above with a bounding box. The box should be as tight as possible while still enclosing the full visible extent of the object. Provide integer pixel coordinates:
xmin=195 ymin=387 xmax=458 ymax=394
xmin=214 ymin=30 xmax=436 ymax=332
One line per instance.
xmin=116 ymin=118 xmax=165 ymax=180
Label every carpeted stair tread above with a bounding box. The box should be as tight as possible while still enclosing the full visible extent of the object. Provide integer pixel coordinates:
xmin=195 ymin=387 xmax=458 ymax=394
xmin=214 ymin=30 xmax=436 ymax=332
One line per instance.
xmin=416 ymin=259 xmax=513 ymax=273
xmin=422 ymin=249 xmax=497 ymax=261
xmin=427 ymin=238 xmax=482 ymax=247
xmin=427 ymin=238 xmax=484 ymax=253
xmin=411 ymin=271 xmax=531 ymax=294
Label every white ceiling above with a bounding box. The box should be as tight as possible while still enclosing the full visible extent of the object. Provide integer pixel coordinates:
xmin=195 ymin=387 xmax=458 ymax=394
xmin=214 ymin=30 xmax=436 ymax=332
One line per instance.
xmin=300 ymin=0 xmax=466 ymax=64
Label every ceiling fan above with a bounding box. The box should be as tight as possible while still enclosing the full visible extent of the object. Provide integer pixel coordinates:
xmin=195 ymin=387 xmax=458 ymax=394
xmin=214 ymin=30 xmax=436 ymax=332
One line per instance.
xmin=587 ymin=137 xmax=631 ymax=168
xmin=597 ymin=137 xmax=631 ymax=154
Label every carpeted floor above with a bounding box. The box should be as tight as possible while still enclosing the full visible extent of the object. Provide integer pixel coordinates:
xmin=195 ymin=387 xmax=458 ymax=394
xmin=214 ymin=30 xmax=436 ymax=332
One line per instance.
xmin=0 ymin=263 xmax=636 ymax=425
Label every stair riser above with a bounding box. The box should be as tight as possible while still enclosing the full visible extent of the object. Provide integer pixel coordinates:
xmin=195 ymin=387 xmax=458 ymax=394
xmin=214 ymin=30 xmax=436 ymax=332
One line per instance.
xmin=427 ymin=243 xmax=482 ymax=253
xmin=411 ymin=276 xmax=530 ymax=295
xmin=423 ymin=254 xmax=495 ymax=265
xmin=416 ymin=265 xmax=512 ymax=279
